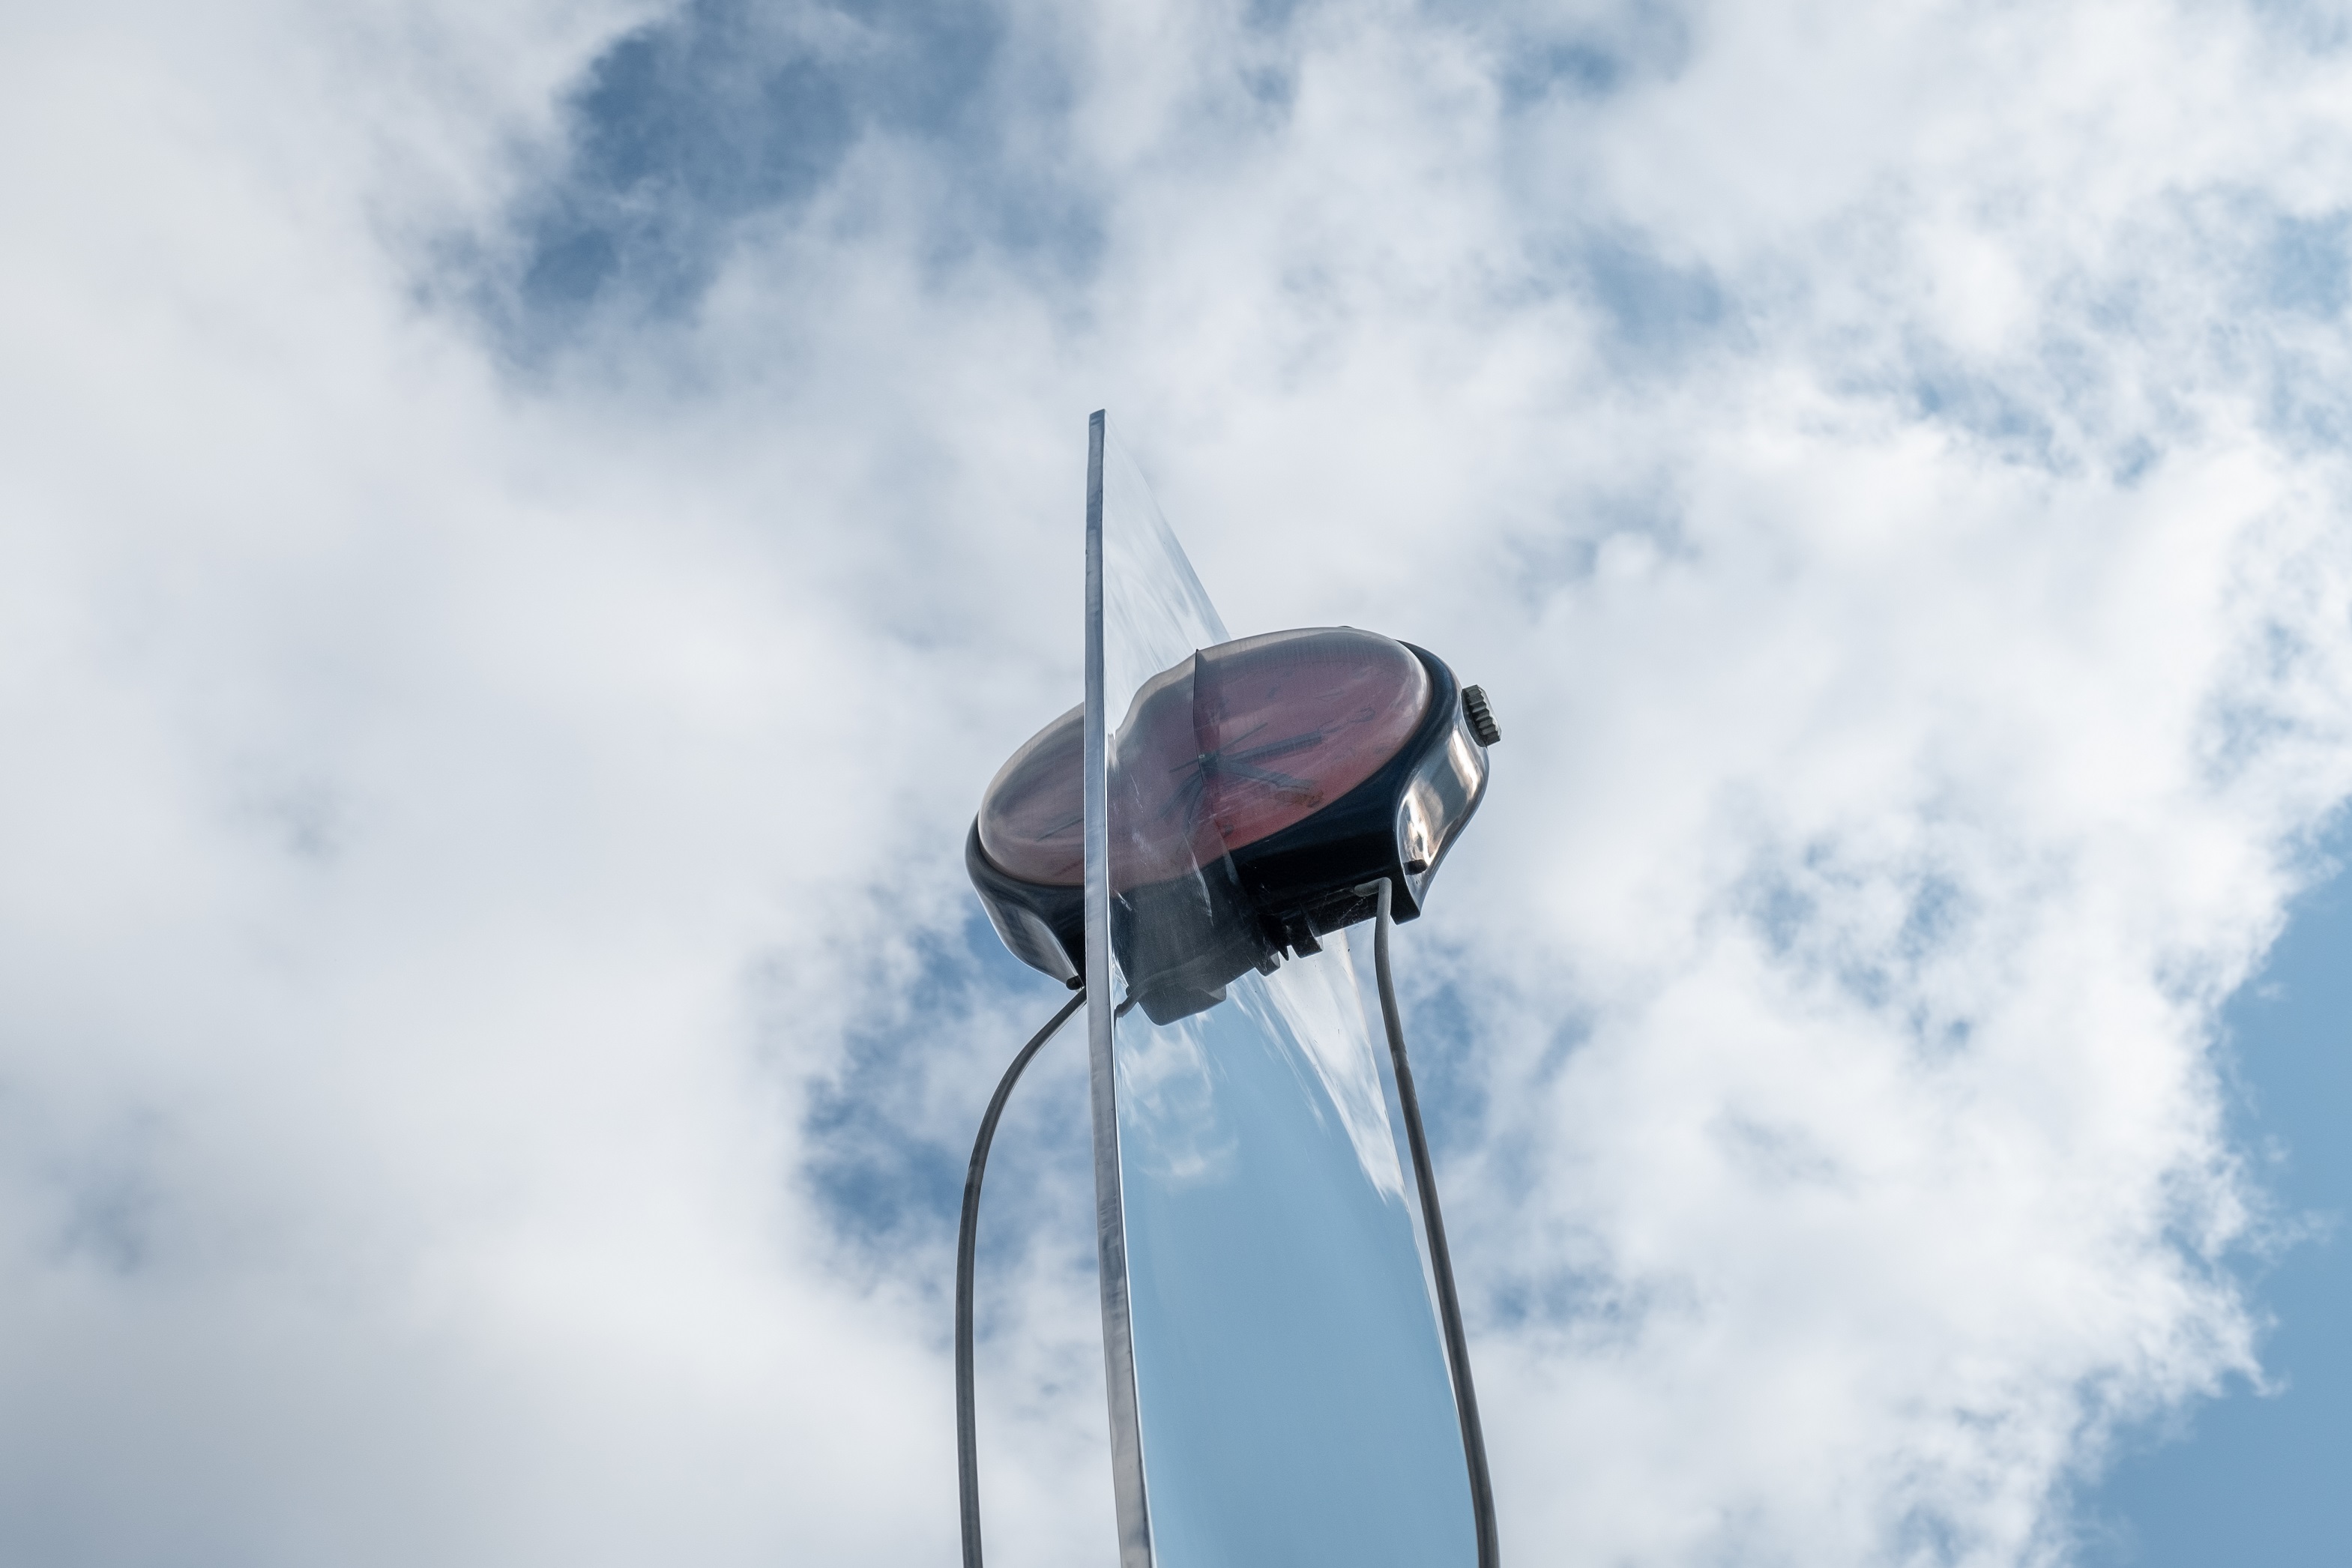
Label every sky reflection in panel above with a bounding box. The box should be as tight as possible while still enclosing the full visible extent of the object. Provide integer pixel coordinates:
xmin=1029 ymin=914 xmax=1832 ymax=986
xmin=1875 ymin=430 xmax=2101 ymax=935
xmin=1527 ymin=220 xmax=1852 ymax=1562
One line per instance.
xmin=1088 ymin=421 xmax=1474 ymax=1568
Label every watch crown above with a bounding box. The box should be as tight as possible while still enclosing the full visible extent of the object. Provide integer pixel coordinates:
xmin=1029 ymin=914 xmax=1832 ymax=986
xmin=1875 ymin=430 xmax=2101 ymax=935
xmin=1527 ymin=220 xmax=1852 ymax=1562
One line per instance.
xmin=1461 ymin=685 xmax=1501 ymax=747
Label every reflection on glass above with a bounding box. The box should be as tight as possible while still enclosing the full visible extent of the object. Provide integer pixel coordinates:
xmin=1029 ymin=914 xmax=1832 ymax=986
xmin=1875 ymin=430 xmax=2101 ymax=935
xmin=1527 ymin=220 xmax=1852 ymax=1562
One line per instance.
xmin=1086 ymin=417 xmax=1476 ymax=1567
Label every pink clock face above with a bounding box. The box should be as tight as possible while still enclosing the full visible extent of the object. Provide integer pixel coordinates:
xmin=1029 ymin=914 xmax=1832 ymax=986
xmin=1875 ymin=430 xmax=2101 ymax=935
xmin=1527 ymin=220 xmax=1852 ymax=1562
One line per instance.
xmin=977 ymin=627 xmax=1432 ymax=890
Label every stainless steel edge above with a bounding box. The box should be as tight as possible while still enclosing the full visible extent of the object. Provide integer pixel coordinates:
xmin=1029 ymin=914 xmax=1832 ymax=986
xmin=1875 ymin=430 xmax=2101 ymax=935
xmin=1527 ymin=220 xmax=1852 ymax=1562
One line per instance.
xmin=1084 ymin=408 xmax=1154 ymax=1568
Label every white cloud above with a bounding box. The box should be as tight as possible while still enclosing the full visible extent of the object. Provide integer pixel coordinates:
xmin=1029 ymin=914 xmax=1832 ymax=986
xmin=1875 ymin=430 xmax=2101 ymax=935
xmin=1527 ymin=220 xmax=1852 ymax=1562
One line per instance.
xmin=4 ymin=1 xmax=2351 ymax=1564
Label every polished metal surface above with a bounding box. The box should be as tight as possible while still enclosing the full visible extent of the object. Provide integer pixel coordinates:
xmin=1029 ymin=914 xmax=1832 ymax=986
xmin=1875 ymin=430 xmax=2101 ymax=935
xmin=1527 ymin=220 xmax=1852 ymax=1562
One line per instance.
xmin=1085 ymin=412 xmax=1477 ymax=1567
xmin=1113 ymin=949 xmax=1474 ymax=1565
xmin=1085 ymin=411 xmax=1154 ymax=1568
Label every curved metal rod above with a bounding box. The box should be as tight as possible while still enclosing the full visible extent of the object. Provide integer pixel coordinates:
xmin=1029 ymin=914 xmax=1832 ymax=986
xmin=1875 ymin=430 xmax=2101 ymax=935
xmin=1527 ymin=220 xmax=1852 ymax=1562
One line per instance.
xmin=958 ymin=987 xmax=1087 ymax=1568
xmin=1369 ymin=876 xmax=1501 ymax=1568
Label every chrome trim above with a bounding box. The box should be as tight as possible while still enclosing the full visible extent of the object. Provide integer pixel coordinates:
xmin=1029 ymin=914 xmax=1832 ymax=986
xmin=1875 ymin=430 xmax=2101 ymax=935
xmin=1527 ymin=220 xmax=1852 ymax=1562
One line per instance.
xmin=1085 ymin=408 xmax=1154 ymax=1568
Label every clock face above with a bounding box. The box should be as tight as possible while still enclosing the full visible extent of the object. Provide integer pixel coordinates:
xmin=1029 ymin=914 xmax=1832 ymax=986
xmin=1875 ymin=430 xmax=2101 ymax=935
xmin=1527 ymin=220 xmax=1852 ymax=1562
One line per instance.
xmin=977 ymin=627 xmax=1432 ymax=890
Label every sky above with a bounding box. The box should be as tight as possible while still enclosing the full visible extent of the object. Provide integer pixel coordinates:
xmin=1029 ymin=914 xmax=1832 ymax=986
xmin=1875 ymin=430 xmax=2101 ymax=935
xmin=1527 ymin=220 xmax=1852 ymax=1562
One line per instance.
xmin=2083 ymin=842 xmax=2352 ymax=1568
xmin=3 ymin=1 xmax=2351 ymax=1564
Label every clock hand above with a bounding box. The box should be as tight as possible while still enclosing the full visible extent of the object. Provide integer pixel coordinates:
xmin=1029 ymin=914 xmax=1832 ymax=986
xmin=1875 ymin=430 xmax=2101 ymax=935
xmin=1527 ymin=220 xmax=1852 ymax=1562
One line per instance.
xmin=1162 ymin=726 xmax=1323 ymax=783
xmin=1156 ymin=768 xmax=1210 ymax=824
xmin=1156 ymin=726 xmax=1327 ymax=824
xmin=1224 ymin=731 xmax=1323 ymax=766
xmin=1219 ymin=762 xmax=1315 ymax=791
xmin=1166 ymin=719 xmax=1273 ymax=774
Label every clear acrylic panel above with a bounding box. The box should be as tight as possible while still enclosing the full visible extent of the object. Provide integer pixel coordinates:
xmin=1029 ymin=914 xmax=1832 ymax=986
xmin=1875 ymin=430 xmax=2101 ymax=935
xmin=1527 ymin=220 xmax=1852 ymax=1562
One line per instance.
xmin=1082 ymin=413 xmax=1477 ymax=1567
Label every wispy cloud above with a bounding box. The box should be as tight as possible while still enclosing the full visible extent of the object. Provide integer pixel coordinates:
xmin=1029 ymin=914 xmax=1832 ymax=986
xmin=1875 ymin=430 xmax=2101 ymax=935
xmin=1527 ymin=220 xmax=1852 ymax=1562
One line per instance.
xmin=4 ymin=1 xmax=2351 ymax=1563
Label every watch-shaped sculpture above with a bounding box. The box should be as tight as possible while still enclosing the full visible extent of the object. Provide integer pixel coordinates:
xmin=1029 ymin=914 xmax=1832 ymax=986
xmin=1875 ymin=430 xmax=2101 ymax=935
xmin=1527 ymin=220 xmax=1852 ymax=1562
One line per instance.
xmin=958 ymin=412 xmax=1504 ymax=1568
xmin=968 ymin=625 xmax=1497 ymax=1022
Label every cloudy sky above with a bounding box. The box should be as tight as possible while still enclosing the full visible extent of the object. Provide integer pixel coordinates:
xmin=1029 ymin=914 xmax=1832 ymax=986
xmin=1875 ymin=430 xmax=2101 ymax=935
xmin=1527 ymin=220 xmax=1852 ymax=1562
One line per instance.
xmin=5 ymin=1 xmax=2352 ymax=1564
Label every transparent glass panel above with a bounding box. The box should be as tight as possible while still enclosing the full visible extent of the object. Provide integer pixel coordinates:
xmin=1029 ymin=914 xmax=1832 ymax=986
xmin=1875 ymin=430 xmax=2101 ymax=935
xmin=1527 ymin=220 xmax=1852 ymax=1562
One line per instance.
xmin=1085 ymin=416 xmax=1476 ymax=1567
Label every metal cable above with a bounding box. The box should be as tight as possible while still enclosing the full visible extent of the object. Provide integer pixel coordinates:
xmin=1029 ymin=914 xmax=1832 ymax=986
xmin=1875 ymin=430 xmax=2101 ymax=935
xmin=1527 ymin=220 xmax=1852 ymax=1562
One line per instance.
xmin=957 ymin=987 xmax=1087 ymax=1568
xmin=1368 ymin=875 xmax=1502 ymax=1568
